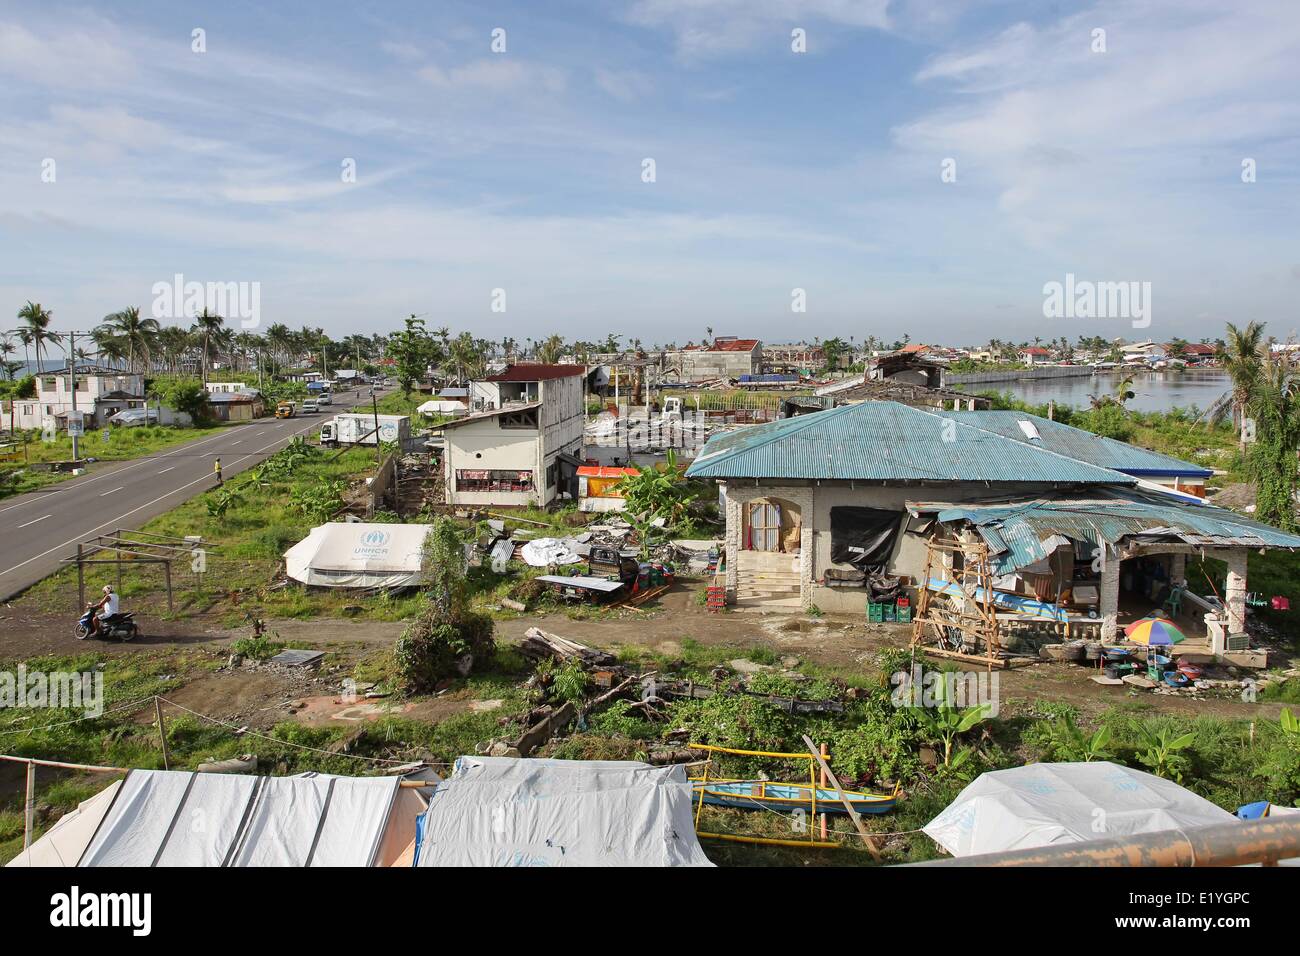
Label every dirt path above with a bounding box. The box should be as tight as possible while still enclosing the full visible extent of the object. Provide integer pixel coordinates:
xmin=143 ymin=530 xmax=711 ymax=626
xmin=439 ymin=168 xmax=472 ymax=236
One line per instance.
xmin=2 ymin=586 xmax=1290 ymax=723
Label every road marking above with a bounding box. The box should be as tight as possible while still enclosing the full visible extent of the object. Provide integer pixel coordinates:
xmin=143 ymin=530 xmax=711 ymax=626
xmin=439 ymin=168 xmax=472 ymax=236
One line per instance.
xmin=0 ymin=454 xmax=254 ymax=583
xmin=0 ymin=428 xmax=239 ymax=515
xmin=157 ymin=466 xmax=175 ymax=475
xmin=17 ymin=514 xmax=51 ymax=529
xmin=230 ymin=440 xmax=243 ymax=445
xmin=99 ymin=486 xmax=124 ymax=497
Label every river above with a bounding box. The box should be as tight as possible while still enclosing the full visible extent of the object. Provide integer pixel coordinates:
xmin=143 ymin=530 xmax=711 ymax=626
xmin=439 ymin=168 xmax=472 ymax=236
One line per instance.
xmin=973 ymin=370 xmax=1230 ymax=415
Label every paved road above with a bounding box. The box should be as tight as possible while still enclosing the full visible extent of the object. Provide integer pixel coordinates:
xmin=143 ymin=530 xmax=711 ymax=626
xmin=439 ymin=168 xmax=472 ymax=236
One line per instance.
xmin=0 ymin=392 xmax=391 ymax=601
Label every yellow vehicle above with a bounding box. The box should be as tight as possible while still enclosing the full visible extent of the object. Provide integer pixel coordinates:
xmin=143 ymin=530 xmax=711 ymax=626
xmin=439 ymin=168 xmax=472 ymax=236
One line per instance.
xmin=275 ymin=401 xmax=296 ymax=419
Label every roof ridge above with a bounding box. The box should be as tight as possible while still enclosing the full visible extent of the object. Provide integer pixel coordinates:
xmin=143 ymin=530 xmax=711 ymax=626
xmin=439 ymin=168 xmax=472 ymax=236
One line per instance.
xmin=912 ymin=406 xmax=1132 ymax=484
xmin=688 ymin=401 xmax=862 ymax=471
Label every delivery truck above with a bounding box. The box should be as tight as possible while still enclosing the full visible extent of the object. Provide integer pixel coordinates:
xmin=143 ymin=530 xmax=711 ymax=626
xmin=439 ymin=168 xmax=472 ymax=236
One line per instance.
xmin=320 ymin=413 xmax=411 ymax=447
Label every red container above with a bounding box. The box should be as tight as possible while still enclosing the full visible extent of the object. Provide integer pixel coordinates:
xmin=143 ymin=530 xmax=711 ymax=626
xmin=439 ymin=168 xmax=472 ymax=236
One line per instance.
xmin=1272 ymin=596 xmax=1290 ymax=611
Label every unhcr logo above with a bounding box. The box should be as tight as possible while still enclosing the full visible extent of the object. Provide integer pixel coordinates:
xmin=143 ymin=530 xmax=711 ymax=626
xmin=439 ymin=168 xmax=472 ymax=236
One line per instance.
xmin=353 ymin=529 xmax=391 ymax=558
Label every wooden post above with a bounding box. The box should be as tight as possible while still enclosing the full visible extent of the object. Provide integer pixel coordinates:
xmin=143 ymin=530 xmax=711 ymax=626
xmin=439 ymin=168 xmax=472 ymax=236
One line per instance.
xmin=802 ymin=734 xmax=881 ymax=861
xmin=819 ymin=742 xmax=828 ymax=840
xmin=164 ymin=559 xmax=173 ymax=614
xmin=155 ymin=696 xmax=171 ymax=770
xmin=23 ymin=760 xmax=35 ymax=848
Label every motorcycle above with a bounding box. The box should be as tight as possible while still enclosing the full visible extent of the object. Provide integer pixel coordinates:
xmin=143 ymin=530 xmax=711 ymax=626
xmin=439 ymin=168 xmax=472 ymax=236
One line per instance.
xmin=76 ymin=606 xmax=140 ymax=641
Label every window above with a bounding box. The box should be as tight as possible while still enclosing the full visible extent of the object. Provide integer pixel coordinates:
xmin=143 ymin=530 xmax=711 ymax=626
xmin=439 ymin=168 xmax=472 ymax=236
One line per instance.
xmin=546 ymin=462 xmax=557 ymax=488
xmin=456 ymin=469 xmax=534 ymax=493
xmin=499 ymin=409 xmax=538 ymax=429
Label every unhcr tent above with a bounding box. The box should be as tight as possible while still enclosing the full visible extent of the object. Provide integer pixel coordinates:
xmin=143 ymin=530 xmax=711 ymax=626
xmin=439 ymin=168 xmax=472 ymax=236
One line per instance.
xmin=415 ymin=756 xmax=714 ymax=867
xmin=285 ymin=522 xmax=431 ymax=588
xmin=924 ymin=762 xmax=1237 ymax=858
xmin=5 ymin=779 xmax=122 ymax=868
xmin=14 ymin=769 xmax=426 ymax=867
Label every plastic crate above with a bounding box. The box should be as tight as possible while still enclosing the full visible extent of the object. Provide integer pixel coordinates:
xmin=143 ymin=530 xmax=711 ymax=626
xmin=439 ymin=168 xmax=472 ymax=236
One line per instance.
xmin=896 ymin=606 xmax=912 ymax=624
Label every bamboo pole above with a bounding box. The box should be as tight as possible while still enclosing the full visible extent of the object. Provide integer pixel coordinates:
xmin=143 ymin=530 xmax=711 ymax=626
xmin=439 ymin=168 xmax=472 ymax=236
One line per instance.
xmin=23 ymin=760 xmax=35 ymax=849
xmin=802 ymin=734 xmax=882 ymax=862
xmin=155 ymin=697 xmax=171 ymax=770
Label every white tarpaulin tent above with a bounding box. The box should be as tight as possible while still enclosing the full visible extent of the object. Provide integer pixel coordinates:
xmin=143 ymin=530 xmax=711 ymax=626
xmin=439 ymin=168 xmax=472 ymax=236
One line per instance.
xmin=284 ymin=522 xmax=431 ymax=588
xmin=37 ymin=769 xmax=427 ymax=867
xmin=4 ymin=780 xmax=122 ymax=868
xmin=415 ymin=756 xmax=714 ymax=867
xmin=923 ymin=761 xmax=1237 ymax=858
xmin=417 ymin=400 xmax=467 ymax=418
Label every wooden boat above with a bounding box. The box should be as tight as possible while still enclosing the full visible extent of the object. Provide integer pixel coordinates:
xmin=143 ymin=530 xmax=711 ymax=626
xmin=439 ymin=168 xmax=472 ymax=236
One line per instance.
xmin=691 ymin=778 xmax=899 ymax=815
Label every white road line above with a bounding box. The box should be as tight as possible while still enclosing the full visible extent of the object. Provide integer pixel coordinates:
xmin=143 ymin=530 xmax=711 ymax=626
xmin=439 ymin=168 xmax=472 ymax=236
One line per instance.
xmin=0 ymin=428 xmax=240 ymax=515
xmin=99 ymin=486 xmax=124 ymax=497
xmin=17 ymin=514 xmax=51 ymax=529
xmin=157 ymin=466 xmax=175 ymax=475
xmin=230 ymin=440 xmax=243 ymax=445
xmin=0 ymin=454 xmax=253 ymax=581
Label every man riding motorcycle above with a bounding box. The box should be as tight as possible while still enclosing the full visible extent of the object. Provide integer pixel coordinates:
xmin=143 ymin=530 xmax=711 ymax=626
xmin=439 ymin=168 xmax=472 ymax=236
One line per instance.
xmin=87 ymin=584 xmax=120 ymax=637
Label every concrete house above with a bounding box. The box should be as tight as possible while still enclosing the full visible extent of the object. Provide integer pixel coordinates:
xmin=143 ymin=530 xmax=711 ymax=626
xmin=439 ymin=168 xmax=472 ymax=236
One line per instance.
xmin=665 ymin=337 xmax=762 ymax=382
xmin=432 ymin=364 xmax=585 ymax=507
xmin=4 ymin=367 xmax=146 ymax=430
xmin=686 ymin=401 xmax=1300 ymax=654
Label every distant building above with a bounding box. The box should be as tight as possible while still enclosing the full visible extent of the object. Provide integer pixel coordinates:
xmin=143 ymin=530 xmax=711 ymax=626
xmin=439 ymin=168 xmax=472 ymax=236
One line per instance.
xmin=3 ymin=366 xmax=146 ymax=430
xmin=205 ymin=388 xmax=265 ymax=422
xmin=432 ymin=364 xmax=585 ymax=507
xmin=665 ymin=337 xmax=762 ymax=382
xmin=1018 ymin=346 xmax=1054 ymax=365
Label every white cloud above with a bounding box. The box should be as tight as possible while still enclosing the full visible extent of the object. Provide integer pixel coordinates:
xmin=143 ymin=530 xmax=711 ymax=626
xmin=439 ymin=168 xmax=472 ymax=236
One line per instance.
xmin=594 ymin=67 xmax=654 ymax=101
xmin=626 ymin=0 xmax=890 ymax=57
xmin=418 ymin=59 xmax=566 ymax=95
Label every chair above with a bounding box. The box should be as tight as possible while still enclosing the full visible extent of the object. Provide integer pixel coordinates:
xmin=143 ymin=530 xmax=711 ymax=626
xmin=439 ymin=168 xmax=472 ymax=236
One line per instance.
xmin=1163 ymin=586 xmax=1183 ymax=618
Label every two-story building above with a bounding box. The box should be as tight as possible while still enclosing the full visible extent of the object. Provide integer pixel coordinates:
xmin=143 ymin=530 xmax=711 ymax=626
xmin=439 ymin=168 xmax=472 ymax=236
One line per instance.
xmin=3 ymin=366 xmax=147 ymax=431
xmin=432 ymin=364 xmax=585 ymax=507
xmin=665 ymin=337 xmax=762 ymax=382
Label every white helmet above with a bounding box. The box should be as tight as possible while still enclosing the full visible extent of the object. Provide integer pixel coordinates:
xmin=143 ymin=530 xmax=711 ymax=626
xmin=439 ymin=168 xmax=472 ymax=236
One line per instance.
xmin=103 ymin=585 xmax=114 ymax=594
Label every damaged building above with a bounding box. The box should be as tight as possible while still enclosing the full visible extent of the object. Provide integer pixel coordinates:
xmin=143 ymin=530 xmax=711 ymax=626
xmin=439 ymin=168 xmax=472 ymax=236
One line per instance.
xmin=686 ymin=400 xmax=1300 ymax=655
xmin=430 ymin=364 xmax=585 ymax=507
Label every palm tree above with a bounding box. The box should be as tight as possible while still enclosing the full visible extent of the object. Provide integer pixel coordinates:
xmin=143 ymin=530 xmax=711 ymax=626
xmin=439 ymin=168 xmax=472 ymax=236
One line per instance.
xmin=1219 ymin=321 xmax=1267 ymax=446
xmin=192 ymin=308 xmax=225 ymax=382
xmin=102 ymin=306 xmax=160 ymax=373
xmin=0 ymin=333 xmax=20 ymax=380
xmin=17 ymin=301 xmax=55 ymax=373
xmin=1249 ymin=355 xmax=1300 ymax=531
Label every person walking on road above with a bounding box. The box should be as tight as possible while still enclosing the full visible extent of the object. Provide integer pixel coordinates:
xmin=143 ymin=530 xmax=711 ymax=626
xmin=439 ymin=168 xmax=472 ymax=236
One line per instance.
xmin=214 ymin=457 xmax=223 ymax=487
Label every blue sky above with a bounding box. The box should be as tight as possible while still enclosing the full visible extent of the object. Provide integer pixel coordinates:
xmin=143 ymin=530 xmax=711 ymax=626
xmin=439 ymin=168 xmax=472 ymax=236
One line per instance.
xmin=1 ymin=0 xmax=1297 ymax=345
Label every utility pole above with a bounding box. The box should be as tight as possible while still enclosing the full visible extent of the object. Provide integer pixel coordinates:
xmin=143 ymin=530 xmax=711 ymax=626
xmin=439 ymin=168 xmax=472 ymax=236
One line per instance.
xmin=65 ymin=330 xmax=81 ymax=462
xmin=372 ymin=392 xmax=382 ymax=466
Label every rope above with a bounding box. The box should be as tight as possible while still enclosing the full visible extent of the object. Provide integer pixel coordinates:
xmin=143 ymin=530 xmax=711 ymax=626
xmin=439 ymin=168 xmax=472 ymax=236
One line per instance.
xmin=154 ymin=695 xmax=449 ymax=767
xmin=0 ymin=694 xmax=158 ymax=738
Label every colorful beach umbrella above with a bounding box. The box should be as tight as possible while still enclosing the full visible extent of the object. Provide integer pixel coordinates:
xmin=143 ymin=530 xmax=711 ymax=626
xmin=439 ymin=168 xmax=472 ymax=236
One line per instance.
xmin=1124 ymin=617 xmax=1187 ymax=647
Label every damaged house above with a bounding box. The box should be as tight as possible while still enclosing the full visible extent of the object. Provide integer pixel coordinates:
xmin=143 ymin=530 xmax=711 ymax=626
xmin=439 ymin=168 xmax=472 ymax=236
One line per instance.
xmin=430 ymin=364 xmax=585 ymax=507
xmin=686 ymin=401 xmax=1300 ymax=654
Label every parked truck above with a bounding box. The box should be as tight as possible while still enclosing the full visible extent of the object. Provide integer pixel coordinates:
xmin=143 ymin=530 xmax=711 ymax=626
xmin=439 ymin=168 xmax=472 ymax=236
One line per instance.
xmin=319 ymin=413 xmax=411 ymax=447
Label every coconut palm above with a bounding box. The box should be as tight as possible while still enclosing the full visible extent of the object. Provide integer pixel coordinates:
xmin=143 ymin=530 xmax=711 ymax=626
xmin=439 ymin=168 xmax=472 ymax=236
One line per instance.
xmin=1217 ymin=321 xmax=1267 ymax=446
xmin=17 ymin=301 xmax=56 ymax=373
xmin=101 ymin=306 xmax=160 ymax=373
xmin=1248 ymin=355 xmax=1300 ymax=531
xmin=192 ymin=308 xmax=225 ymax=381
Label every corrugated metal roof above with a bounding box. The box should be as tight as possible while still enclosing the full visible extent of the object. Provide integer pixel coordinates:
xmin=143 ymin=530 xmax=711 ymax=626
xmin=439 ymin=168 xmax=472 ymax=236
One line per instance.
xmin=684 ymin=401 xmax=1134 ymax=485
xmin=913 ymin=488 xmax=1300 ymax=573
xmin=945 ymin=410 xmax=1212 ymax=478
xmin=485 ymin=364 xmax=584 ymax=382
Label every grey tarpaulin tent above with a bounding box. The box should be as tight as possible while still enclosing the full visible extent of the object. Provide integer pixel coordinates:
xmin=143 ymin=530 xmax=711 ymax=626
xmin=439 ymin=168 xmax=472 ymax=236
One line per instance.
xmin=70 ymin=769 xmax=425 ymax=867
xmin=415 ymin=756 xmax=714 ymax=867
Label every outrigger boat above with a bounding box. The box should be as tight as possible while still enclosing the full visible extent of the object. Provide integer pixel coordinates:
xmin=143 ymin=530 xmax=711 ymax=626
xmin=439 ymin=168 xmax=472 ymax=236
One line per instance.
xmin=691 ymin=778 xmax=899 ymax=815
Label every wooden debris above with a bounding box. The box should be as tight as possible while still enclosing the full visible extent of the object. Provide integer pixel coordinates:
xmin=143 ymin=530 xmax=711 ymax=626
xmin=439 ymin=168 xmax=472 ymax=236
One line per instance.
xmin=519 ymin=627 xmax=618 ymax=667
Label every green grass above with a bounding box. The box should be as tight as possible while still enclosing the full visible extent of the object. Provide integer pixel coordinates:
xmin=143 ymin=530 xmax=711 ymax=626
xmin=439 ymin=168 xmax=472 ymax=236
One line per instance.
xmin=1 ymin=422 xmax=231 ymax=499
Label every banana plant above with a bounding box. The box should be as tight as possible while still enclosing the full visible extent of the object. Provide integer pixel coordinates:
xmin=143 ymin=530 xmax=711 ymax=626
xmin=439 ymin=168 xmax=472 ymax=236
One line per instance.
xmin=910 ymin=675 xmax=991 ymax=768
xmin=1136 ymin=725 xmax=1196 ymax=781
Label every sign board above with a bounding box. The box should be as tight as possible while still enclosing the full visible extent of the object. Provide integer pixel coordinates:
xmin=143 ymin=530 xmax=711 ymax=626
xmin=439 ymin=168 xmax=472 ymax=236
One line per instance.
xmin=66 ymin=412 xmax=84 ymax=437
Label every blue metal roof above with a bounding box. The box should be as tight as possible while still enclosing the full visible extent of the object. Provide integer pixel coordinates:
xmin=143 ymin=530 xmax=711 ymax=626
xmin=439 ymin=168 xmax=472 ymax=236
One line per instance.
xmin=913 ymin=487 xmax=1300 ymax=573
xmin=944 ymin=410 xmax=1213 ymax=478
xmin=685 ymin=402 xmax=1134 ymax=485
